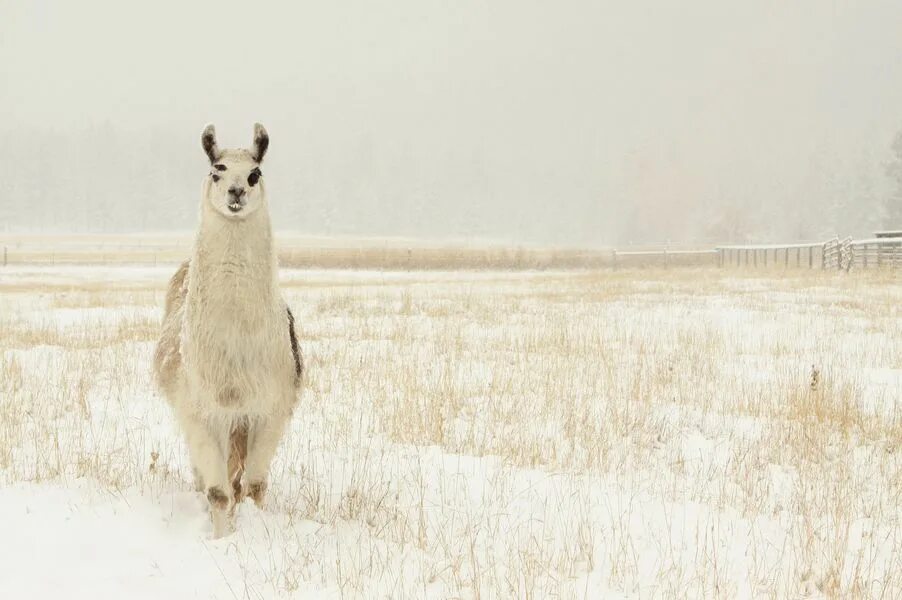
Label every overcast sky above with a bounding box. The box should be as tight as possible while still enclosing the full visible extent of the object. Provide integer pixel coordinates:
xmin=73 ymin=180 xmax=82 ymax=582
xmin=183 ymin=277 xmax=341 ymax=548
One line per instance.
xmin=2 ymin=0 xmax=902 ymax=244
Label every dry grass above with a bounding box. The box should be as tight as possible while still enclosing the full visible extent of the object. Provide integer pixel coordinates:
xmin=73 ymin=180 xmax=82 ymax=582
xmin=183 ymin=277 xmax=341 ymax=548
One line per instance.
xmin=0 ymin=233 xmax=730 ymax=270
xmin=0 ymin=265 xmax=900 ymax=598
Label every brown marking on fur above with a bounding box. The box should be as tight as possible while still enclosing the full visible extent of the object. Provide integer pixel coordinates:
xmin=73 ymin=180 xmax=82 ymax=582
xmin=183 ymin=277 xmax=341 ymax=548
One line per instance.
xmin=248 ymin=480 xmax=267 ymax=507
xmin=252 ymin=123 xmax=269 ymax=163
xmin=228 ymin=420 xmax=248 ymax=506
xmin=216 ymin=385 xmax=241 ymax=407
xmin=287 ymin=307 xmax=303 ymax=389
xmin=164 ymin=260 xmax=190 ymax=314
xmin=202 ymin=124 xmax=221 ymax=164
xmin=153 ymin=260 xmax=190 ymax=396
xmin=207 ymin=486 xmax=229 ymax=510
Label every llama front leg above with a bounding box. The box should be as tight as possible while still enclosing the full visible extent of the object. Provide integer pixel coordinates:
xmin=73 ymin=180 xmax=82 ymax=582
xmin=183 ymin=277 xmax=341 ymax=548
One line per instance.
xmin=178 ymin=411 xmax=233 ymax=537
xmin=244 ymin=412 xmax=291 ymax=508
xmin=192 ymin=466 xmax=205 ymax=492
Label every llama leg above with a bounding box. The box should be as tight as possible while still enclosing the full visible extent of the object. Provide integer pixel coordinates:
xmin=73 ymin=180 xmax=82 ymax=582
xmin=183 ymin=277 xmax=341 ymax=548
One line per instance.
xmin=179 ymin=411 xmax=232 ymax=536
xmin=228 ymin=420 xmax=249 ymax=508
xmin=192 ymin=466 xmax=205 ymax=492
xmin=244 ymin=412 xmax=291 ymax=508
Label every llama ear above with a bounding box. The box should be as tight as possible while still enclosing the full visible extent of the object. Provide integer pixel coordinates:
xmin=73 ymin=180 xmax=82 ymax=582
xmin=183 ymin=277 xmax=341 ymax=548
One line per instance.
xmin=201 ymin=124 xmax=221 ymax=164
xmin=252 ymin=123 xmax=269 ymax=163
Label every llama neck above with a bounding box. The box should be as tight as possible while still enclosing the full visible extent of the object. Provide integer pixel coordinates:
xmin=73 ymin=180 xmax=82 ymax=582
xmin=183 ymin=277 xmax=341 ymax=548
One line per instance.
xmin=190 ymin=204 xmax=279 ymax=304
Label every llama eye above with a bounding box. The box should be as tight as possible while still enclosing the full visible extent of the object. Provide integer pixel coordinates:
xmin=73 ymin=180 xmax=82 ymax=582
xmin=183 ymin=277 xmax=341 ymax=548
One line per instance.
xmin=214 ymin=164 xmax=227 ymax=171
xmin=248 ymin=169 xmax=261 ymax=186
xmin=211 ymin=174 xmax=220 ymax=182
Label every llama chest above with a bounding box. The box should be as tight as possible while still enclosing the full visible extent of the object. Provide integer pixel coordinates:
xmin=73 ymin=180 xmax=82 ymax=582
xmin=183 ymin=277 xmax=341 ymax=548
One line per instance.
xmin=182 ymin=297 xmax=295 ymax=413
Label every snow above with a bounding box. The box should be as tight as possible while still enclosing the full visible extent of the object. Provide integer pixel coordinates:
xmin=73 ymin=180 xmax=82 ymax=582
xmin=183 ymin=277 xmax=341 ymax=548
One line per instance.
xmin=1 ymin=266 xmax=900 ymax=598
xmin=2 ymin=483 xmax=244 ymax=600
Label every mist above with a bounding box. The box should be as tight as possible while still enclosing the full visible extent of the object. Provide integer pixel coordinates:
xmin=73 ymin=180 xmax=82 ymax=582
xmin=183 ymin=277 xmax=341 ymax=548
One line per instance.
xmin=2 ymin=0 xmax=902 ymax=245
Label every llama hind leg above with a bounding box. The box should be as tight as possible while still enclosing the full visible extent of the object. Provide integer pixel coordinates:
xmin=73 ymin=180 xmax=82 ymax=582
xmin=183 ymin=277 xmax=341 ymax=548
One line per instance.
xmin=228 ymin=420 xmax=249 ymax=507
xmin=244 ymin=412 xmax=291 ymax=508
xmin=179 ymin=411 xmax=233 ymax=536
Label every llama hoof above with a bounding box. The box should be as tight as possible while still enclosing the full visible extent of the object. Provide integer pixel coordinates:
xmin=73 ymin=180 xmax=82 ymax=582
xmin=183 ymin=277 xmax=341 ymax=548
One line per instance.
xmin=248 ymin=481 xmax=267 ymax=507
xmin=232 ymin=478 xmax=246 ymax=506
xmin=210 ymin=508 xmax=234 ymax=539
xmin=206 ymin=486 xmax=235 ymax=538
xmin=206 ymin=486 xmax=231 ymax=511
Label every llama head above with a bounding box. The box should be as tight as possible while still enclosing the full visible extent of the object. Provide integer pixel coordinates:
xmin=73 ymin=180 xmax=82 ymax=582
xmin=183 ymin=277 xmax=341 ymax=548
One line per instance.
xmin=200 ymin=123 xmax=270 ymax=220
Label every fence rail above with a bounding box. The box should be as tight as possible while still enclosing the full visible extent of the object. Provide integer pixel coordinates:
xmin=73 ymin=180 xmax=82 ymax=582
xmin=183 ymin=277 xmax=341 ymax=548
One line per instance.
xmin=849 ymin=238 xmax=902 ymax=269
xmin=717 ymin=236 xmax=901 ymax=271
xmin=716 ymin=242 xmax=825 ymax=269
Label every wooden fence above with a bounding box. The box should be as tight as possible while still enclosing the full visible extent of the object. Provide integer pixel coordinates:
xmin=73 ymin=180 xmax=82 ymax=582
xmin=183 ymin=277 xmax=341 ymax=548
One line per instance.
xmin=717 ymin=236 xmax=901 ymax=271
xmin=716 ymin=242 xmax=824 ymax=269
xmin=848 ymin=238 xmax=902 ymax=269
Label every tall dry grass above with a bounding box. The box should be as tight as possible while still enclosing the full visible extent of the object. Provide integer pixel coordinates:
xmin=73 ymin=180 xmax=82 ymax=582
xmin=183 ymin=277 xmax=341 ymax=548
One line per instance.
xmin=0 ymin=266 xmax=900 ymax=597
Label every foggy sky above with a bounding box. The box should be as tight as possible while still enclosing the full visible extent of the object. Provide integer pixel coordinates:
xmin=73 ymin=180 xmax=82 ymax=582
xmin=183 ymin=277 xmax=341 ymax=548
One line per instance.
xmin=2 ymin=0 xmax=902 ymax=244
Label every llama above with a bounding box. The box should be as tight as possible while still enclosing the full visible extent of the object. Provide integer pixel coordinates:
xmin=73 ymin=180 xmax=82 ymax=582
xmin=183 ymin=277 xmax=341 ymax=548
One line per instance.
xmin=153 ymin=123 xmax=302 ymax=537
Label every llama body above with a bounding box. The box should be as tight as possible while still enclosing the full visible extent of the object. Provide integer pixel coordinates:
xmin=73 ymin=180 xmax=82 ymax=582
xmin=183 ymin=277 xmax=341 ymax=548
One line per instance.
xmin=154 ymin=123 xmax=301 ymax=537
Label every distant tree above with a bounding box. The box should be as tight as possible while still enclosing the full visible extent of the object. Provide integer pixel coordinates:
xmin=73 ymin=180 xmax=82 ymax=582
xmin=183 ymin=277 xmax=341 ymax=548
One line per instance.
xmin=885 ymin=130 xmax=902 ymax=226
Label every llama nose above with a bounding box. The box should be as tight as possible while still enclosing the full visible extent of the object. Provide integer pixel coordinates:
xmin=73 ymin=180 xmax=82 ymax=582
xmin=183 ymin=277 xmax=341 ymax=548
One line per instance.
xmin=228 ymin=186 xmax=245 ymax=199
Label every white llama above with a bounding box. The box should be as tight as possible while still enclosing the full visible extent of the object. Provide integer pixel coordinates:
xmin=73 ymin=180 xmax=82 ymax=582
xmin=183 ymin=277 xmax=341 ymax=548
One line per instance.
xmin=154 ymin=123 xmax=302 ymax=537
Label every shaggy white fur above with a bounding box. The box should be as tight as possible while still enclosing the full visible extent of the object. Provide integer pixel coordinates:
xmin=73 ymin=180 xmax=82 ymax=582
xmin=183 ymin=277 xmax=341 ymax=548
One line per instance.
xmin=154 ymin=123 xmax=301 ymax=537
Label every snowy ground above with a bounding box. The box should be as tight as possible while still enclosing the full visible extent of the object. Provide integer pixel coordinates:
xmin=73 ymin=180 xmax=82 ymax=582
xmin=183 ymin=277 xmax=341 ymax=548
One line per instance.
xmin=1 ymin=266 xmax=900 ymax=598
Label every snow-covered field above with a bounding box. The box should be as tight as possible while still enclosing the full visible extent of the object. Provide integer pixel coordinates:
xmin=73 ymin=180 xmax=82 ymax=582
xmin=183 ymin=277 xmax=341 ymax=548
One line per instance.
xmin=1 ymin=266 xmax=900 ymax=598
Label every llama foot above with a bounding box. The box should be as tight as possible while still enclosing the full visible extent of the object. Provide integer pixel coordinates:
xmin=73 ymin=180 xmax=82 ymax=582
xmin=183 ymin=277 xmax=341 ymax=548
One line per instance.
xmin=207 ymin=486 xmax=234 ymax=538
xmin=248 ymin=480 xmax=267 ymax=508
xmin=231 ymin=478 xmax=246 ymax=513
